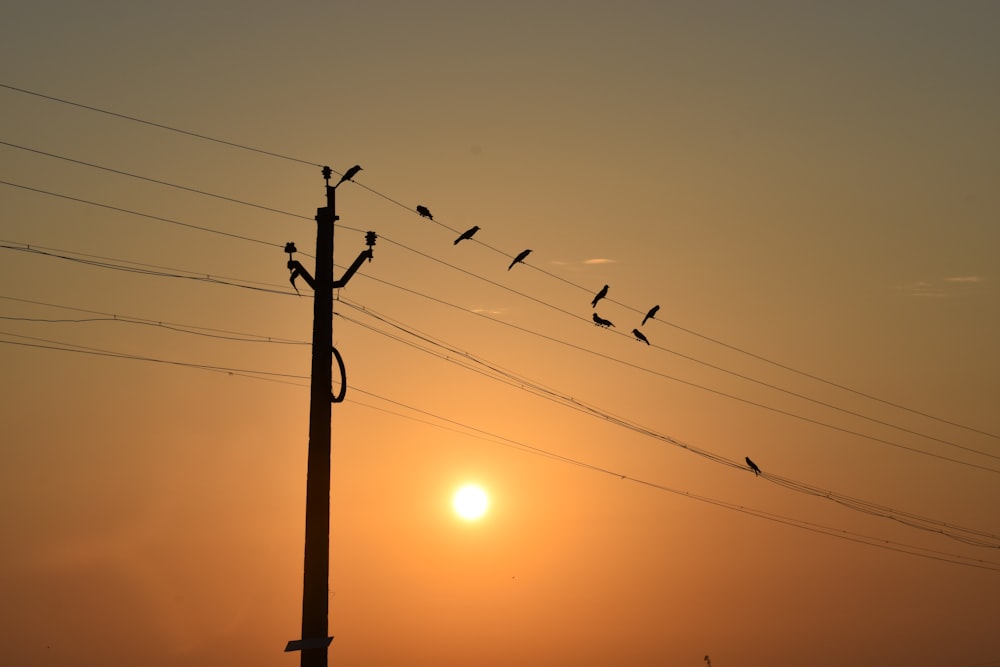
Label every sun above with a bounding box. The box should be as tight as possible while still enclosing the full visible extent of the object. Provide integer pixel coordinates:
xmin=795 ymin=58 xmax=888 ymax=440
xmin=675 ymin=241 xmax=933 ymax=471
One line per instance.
xmin=452 ymin=484 xmax=489 ymax=520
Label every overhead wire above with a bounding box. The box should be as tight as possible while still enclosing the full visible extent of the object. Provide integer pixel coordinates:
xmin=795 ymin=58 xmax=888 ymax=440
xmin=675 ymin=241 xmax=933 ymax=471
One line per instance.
xmin=1 ymin=180 xmax=283 ymax=250
xmin=0 ymin=241 xmax=297 ymax=297
xmin=345 ymin=271 xmax=1000 ymax=474
xmin=335 ymin=298 xmax=1000 ymax=547
xmin=377 ymin=233 xmax=999 ymax=463
xmin=1 ymin=140 xmax=315 ymax=222
xmin=7 ymin=282 xmax=996 ymax=549
xmin=0 ymin=295 xmax=309 ymax=345
xmin=345 ymin=388 xmax=1000 ymax=571
xmin=5 ymin=229 xmax=997 ymax=474
xmin=1 ymin=317 xmax=995 ymax=571
xmin=7 ymin=83 xmax=1000 ymax=560
xmin=4 ymin=82 xmax=994 ymax=442
xmin=1 ymin=83 xmax=322 ymax=168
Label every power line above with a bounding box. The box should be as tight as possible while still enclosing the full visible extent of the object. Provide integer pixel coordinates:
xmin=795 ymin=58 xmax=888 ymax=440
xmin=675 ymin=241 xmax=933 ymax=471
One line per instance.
xmin=5 ymin=84 xmax=992 ymax=441
xmin=0 ymin=240 xmax=297 ymax=297
xmin=1 ymin=180 xmax=284 ymax=250
xmin=335 ymin=299 xmax=1000 ymax=546
xmin=0 ymin=332 xmax=308 ymax=386
xmin=377 ymin=233 xmax=999 ymax=462
xmin=4 ymin=174 xmax=989 ymax=465
xmin=6 ymin=233 xmax=996 ymax=474
xmin=0 ymin=295 xmax=309 ymax=345
xmin=8 ymin=285 xmax=995 ymax=548
xmin=347 ymin=388 xmax=1000 ymax=572
xmin=1 ymin=83 xmax=322 ymax=168
xmin=3 ymin=322 xmax=995 ymax=571
xmin=2 ymin=140 xmax=316 ymax=222
xmin=345 ymin=274 xmax=1000 ymax=474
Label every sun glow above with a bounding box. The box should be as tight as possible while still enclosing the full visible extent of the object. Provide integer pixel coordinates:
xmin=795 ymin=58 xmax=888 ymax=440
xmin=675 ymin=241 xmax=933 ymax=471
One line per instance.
xmin=453 ymin=484 xmax=489 ymax=520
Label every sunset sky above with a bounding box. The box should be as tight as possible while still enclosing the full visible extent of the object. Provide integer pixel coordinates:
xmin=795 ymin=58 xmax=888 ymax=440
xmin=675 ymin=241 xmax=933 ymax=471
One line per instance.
xmin=2 ymin=2 xmax=999 ymax=666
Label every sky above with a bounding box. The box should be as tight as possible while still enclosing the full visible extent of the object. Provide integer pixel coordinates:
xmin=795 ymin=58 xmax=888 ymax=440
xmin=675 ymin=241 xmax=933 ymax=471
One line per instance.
xmin=2 ymin=2 xmax=999 ymax=666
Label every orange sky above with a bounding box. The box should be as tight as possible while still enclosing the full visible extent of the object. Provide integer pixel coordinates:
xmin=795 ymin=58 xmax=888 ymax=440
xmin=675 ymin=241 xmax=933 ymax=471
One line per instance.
xmin=2 ymin=2 xmax=999 ymax=666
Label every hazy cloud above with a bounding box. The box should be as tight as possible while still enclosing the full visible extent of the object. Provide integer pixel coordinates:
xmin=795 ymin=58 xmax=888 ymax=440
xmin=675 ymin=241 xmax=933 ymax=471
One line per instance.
xmin=583 ymin=258 xmax=616 ymax=265
xmin=471 ymin=306 xmax=505 ymax=316
xmin=898 ymin=276 xmax=985 ymax=298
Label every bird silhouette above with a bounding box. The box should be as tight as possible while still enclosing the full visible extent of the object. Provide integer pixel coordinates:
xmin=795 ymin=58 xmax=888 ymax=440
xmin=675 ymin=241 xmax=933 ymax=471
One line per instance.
xmin=508 ymin=249 xmax=532 ymax=270
xmin=642 ymin=304 xmax=660 ymax=326
xmin=335 ymin=165 xmax=362 ymax=188
xmin=745 ymin=457 xmax=761 ymax=476
xmin=591 ymin=284 xmax=609 ymax=308
xmin=592 ymin=313 xmax=614 ymax=328
xmin=416 ymin=205 xmax=433 ymax=220
xmin=632 ymin=328 xmax=650 ymax=345
xmin=454 ymin=226 xmax=480 ymax=245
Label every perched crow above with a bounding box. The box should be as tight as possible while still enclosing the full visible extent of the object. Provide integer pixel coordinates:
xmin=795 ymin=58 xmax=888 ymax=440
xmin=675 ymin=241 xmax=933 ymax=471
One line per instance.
xmin=454 ymin=226 xmax=480 ymax=245
xmin=508 ymin=249 xmax=532 ymax=270
xmin=632 ymin=328 xmax=650 ymax=345
xmin=416 ymin=205 xmax=433 ymax=220
xmin=642 ymin=304 xmax=660 ymax=326
xmin=592 ymin=313 xmax=614 ymax=328
xmin=591 ymin=284 xmax=609 ymax=308
xmin=335 ymin=165 xmax=362 ymax=188
xmin=745 ymin=457 xmax=761 ymax=476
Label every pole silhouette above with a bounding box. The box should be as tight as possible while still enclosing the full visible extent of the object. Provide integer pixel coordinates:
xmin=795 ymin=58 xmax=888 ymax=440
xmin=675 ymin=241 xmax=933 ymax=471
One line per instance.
xmin=285 ymin=167 xmax=375 ymax=666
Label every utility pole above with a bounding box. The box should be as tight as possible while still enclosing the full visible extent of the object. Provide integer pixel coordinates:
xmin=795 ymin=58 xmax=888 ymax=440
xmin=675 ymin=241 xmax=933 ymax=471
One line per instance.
xmin=285 ymin=166 xmax=374 ymax=667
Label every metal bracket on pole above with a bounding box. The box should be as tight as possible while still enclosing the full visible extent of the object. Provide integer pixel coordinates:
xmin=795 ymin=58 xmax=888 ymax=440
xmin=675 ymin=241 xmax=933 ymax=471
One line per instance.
xmin=285 ymin=637 xmax=334 ymax=653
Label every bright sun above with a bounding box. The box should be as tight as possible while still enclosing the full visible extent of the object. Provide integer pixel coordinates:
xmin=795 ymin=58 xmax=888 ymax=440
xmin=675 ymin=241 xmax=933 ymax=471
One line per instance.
xmin=453 ymin=484 xmax=489 ymax=520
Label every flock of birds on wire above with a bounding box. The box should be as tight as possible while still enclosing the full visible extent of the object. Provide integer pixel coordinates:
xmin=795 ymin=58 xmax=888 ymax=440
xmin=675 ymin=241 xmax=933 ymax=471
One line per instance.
xmin=334 ymin=165 xmax=765 ymax=479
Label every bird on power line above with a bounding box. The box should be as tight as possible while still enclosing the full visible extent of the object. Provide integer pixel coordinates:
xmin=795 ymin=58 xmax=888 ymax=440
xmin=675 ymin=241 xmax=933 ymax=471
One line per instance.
xmin=593 ymin=313 xmax=614 ymax=328
xmin=454 ymin=226 xmax=480 ymax=245
xmin=642 ymin=304 xmax=660 ymax=326
xmin=335 ymin=165 xmax=362 ymax=188
xmin=508 ymin=249 xmax=532 ymax=270
xmin=591 ymin=284 xmax=609 ymax=308
xmin=632 ymin=329 xmax=650 ymax=345
xmin=416 ymin=205 xmax=434 ymax=220
xmin=746 ymin=457 xmax=762 ymax=476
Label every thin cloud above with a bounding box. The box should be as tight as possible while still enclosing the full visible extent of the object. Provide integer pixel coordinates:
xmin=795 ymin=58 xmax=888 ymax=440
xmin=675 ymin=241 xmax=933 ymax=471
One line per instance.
xmin=583 ymin=258 xmax=616 ymax=265
xmin=470 ymin=306 xmax=505 ymax=316
xmin=897 ymin=276 xmax=985 ymax=298
xmin=898 ymin=281 xmax=947 ymax=298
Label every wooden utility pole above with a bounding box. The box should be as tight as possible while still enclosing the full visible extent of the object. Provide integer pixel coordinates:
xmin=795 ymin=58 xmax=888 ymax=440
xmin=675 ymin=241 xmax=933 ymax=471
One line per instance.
xmin=285 ymin=166 xmax=374 ymax=666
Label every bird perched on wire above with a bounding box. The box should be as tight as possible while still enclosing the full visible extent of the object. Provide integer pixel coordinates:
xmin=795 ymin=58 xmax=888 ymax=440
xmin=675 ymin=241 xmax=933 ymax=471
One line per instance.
xmin=454 ymin=226 xmax=480 ymax=245
xmin=416 ymin=205 xmax=433 ymax=220
xmin=508 ymin=249 xmax=532 ymax=270
xmin=745 ymin=457 xmax=761 ymax=476
xmin=593 ymin=313 xmax=614 ymax=328
xmin=335 ymin=165 xmax=362 ymax=188
xmin=632 ymin=329 xmax=650 ymax=345
xmin=591 ymin=284 xmax=609 ymax=308
xmin=642 ymin=304 xmax=660 ymax=326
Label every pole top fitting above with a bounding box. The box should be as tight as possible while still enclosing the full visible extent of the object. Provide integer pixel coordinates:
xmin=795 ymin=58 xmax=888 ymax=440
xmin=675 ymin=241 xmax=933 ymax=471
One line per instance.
xmin=321 ymin=166 xmax=332 ymax=185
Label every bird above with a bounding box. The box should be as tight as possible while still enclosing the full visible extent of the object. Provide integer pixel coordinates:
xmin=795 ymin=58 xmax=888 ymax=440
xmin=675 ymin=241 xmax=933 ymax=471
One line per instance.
xmin=642 ymin=304 xmax=660 ymax=326
xmin=591 ymin=284 xmax=609 ymax=308
xmin=632 ymin=328 xmax=650 ymax=345
xmin=335 ymin=165 xmax=362 ymax=188
xmin=416 ymin=205 xmax=433 ymax=220
xmin=454 ymin=226 xmax=480 ymax=245
xmin=745 ymin=456 xmax=761 ymax=476
xmin=508 ymin=249 xmax=532 ymax=270
xmin=592 ymin=313 xmax=614 ymax=328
